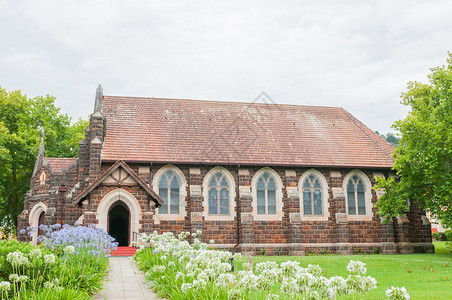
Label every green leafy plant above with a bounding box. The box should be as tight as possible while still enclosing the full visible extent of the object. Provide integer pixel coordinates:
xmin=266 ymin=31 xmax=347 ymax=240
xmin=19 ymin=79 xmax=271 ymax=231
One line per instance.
xmin=445 ymin=230 xmax=452 ymax=241
xmin=374 ymin=53 xmax=452 ymax=229
xmin=0 ymin=86 xmax=88 ymax=232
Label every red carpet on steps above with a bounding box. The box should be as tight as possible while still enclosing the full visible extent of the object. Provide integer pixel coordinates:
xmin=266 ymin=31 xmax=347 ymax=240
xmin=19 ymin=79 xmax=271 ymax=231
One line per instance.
xmin=111 ymin=246 xmax=137 ymax=256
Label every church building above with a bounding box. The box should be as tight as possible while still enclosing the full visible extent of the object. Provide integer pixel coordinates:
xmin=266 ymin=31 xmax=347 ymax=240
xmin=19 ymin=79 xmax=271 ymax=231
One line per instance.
xmin=18 ymin=86 xmax=434 ymax=255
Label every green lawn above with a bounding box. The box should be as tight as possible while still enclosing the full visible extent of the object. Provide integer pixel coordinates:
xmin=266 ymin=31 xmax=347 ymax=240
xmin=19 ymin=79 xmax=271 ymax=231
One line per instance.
xmin=238 ymin=242 xmax=451 ymax=299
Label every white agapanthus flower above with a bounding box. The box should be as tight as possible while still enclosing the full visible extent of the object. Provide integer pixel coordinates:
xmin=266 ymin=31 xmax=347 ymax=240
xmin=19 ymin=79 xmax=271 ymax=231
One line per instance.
xmin=28 ymin=248 xmax=42 ymax=259
xmin=160 ymin=255 xmax=167 ymax=260
xmin=152 ymin=265 xmax=166 ymax=273
xmin=44 ymin=254 xmax=56 ymax=264
xmin=307 ymin=264 xmax=323 ymax=277
xmin=8 ymin=274 xmax=19 ymax=282
xmin=209 ymin=239 xmax=215 ymax=244
xmin=242 ymin=262 xmax=251 ymax=271
xmin=6 ymin=251 xmax=29 ymax=267
xmin=266 ymin=294 xmax=279 ymax=300
xmin=280 ymin=277 xmax=299 ymax=297
xmin=181 ymin=282 xmax=192 ymax=293
xmin=43 ymin=278 xmax=59 ymax=289
xmin=63 ymin=245 xmax=75 ymax=255
xmin=386 ymin=286 xmax=410 ymax=300
xmin=305 ymin=290 xmax=321 ymax=300
xmin=347 ymin=260 xmax=367 ymax=275
xmin=216 ymin=273 xmax=236 ymax=289
xmin=17 ymin=275 xmax=28 ymax=283
xmin=280 ymin=260 xmax=301 ymax=277
xmin=227 ymin=288 xmax=242 ymax=300
xmin=329 ymin=276 xmax=347 ymax=296
xmin=0 ymin=281 xmax=11 ymax=292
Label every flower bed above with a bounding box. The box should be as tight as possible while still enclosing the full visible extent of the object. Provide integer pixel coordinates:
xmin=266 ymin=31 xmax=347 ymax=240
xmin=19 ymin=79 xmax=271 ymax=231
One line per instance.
xmin=0 ymin=224 xmax=117 ymax=299
xmin=134 ymin=231 xmax=410 ymax=299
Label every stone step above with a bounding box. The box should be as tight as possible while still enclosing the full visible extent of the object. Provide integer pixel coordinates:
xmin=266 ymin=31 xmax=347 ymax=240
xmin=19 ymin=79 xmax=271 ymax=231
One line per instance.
xmin=111 ymin=246 xmax=137 ymax=256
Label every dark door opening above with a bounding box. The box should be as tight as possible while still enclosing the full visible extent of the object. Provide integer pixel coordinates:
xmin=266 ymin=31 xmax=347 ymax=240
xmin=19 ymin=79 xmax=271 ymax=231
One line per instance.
xmin=108 ymin=202 xmax=130 ymax=246
xmin=38 ymin=211 xmax=45 ymax=236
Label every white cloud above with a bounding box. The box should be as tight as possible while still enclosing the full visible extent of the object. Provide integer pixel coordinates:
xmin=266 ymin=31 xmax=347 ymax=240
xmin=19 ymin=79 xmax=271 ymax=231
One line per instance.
xmin=1 ymin=0 xmax=451 ymax=133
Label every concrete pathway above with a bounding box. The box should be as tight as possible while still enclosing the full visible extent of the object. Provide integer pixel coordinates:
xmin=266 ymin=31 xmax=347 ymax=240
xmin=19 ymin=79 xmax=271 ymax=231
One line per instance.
xmin=94 ymin=257 xmax=160 ymax=300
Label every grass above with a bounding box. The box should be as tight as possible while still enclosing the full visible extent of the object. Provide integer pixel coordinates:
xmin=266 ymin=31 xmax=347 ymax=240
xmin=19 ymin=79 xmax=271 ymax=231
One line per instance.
xmin=236 ymin=242 xmax=451 ymax=299
xmin=433 ymin=241 xmax=451 ymax=254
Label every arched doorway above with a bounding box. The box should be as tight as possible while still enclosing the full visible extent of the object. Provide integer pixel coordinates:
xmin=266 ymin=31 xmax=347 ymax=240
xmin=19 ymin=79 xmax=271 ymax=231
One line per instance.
xmin=108 ymin=201 xmax=130 ymax=246
xmin=29 ymin=202 xmax=48 ymax=245
xmin=96 ymin=188 xmax=142 ymax=245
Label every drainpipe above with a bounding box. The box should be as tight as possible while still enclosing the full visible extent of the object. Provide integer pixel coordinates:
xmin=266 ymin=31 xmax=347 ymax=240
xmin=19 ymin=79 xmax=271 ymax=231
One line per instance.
xmin=234 ymin=165 xmax=241 ymax=252
xmin=59 ymin=185 xmax=66 ymax=224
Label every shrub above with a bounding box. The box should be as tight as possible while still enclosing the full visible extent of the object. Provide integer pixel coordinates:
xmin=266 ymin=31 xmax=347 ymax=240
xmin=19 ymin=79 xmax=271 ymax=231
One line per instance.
xmin=445 ymin=230 xmax=452 ymax=241
xmin=0 ymin=240 xmax=73 ymax=299
xmin=386 ymin=286 xmax=410 ymax=299
xmin=433 ymin=232 xmax=447 ymax=241
xmin=33 ymin=223 xmax=118 ymax=256
xmin=135 ymin=231 xmax=379 ymax=299
xmin=16 ymin=287 xmax=91 ymax=300
xmin=0 ymin=223 xmax=116 ymax=298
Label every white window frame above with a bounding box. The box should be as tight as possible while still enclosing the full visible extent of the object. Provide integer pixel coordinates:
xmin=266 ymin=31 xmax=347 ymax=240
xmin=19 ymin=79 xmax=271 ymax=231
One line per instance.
xmin=251 ymin=167 xmax=284 ymax=221
xmin=343 ymin=170 xmax=373 ymax=221
xmin=152 ymin=165 xmax=187 ymax=222
xmin=202 ymin=167 xmax=236 ymax=221
xmin=299 ymin=169 xmax=330 ymax=221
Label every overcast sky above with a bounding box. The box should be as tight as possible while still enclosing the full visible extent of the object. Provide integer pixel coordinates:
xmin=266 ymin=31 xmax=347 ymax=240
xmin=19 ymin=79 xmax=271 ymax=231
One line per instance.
xmin=1 ymin=1 xmax=451 ymax=134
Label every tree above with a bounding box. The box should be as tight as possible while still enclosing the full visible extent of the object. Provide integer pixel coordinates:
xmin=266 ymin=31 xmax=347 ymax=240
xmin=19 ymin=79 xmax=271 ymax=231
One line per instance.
xmin=0 ymin=87 xmax=88 ymax=233
xmin=379 ymin=132 xmax=401 ymax=147
xmin=375 ymin=53 xmax=452 ymax=228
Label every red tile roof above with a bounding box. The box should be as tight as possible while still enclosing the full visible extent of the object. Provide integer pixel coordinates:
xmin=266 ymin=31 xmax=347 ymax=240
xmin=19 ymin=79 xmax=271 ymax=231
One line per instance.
xmin=101 ymin=96 xmax=394 ymax=169
xmin=45 ymin=157 xmax=77 ymax=173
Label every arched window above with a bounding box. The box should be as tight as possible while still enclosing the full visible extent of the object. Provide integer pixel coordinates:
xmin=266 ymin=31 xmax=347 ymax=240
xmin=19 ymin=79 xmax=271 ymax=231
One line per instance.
xmin=152 ymin=165 xmax=187 ymax=222
xmin=346 ymin=175 xmax=366 ymax=215
xmin=343 ymin=170 xmax=373 ymax=221
xmin=256 ymin=172 xmax=277 ymax=215
xmin=299 ymin=170 xmax=330 ymax=221
xmin=302 ymin=174 xmax=323 ymax=215
xmin=252 ymin=168 xmax=283 ymax=220
xmin=202 ymin=167 xmax=236 ymax=221
xmin=208 ymin=172 xmax=230 ymax=215
xmin=157 ymin=169 xmax=180 ymax=214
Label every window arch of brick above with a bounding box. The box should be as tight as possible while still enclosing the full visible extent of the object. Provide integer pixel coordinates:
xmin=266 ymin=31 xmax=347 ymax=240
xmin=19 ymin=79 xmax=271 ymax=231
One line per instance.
xmin=202 ymin=167 xmax=236 ymax=221
xmin=251 ymin=167 xmax=284 ymax=221
xmin=152 ymin=165 xmax=187 ymax=222
xmin=343 ymin=170 xmax=373 ymax=221
xmin=299 ymin=169 xmax=330 ymax=221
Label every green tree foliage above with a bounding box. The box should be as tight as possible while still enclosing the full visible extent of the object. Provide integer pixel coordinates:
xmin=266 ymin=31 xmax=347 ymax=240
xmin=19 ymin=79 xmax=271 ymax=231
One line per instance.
xmin=379 ymin=132 xmax=401 ymax=147
xmin=375 ymin=53 xmax=452 ymax=228
xmin=0 ymin=87 xmax=88 ymax=233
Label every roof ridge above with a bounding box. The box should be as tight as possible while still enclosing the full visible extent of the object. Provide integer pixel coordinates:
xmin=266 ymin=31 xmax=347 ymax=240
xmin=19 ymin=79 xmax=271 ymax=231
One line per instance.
xmin=102 ymin=95 xmax=343 ymax=110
